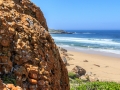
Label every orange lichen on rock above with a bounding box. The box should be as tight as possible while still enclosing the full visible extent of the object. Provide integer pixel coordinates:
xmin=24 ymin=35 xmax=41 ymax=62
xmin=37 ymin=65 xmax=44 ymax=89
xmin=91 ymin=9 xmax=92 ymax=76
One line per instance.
xmin=0 ymin=0 xmax=69 ymax=90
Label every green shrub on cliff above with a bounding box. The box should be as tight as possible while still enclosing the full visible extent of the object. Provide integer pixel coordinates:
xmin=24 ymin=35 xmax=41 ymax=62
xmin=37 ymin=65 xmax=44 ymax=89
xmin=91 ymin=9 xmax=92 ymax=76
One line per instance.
xmin=2 ymin=75 xmax=16 ymax=85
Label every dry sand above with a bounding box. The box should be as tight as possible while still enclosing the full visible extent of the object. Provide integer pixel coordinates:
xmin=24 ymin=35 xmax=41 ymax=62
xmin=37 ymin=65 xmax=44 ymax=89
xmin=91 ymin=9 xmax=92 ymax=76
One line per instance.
xmin=65 ymin=50 xmax=120 ymax=82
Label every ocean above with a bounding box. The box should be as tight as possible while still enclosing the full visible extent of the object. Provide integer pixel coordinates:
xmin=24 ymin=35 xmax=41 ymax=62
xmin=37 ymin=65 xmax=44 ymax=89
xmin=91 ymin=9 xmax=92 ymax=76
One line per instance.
xmin=51 ymin=30 xmax=120 ymax=57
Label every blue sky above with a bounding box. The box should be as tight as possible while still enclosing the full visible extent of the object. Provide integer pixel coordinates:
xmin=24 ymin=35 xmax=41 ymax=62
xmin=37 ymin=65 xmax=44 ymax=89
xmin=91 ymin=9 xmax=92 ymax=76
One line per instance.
xmin=31 ymin=0 xmax=120 ymax=30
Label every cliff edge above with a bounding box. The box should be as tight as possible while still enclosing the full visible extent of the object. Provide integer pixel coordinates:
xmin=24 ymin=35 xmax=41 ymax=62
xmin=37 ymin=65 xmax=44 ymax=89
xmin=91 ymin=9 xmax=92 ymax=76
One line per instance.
xmin=0 ymin=0 xmax=69 ymax=90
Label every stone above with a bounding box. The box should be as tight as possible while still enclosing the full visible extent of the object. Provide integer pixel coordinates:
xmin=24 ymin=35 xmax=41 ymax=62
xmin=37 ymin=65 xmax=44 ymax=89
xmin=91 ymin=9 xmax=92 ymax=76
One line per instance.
xmin=14 ymin=66 xmax=28 ymax=82
xmin=83 ymin=60 xmax=88 ymax=62
xmin=38 ymin=80 xmax=45 ymax=86
xmin=85 ymin=72 xmax=99 ymax=82
xmin=93 ymin=64 xmax=100 ymax=67
xmin=0 ymin=0 xmax=69 ymax=90
xmin=85 ymin=72 xmax=92 ymax=76
xmin=80 ymin=75 xmax=88 ymax=81
xmin=60 ymin=47 xmax=67 ymax=52
xmin=1 ymin=39 xmax=10 ymax=47
xmin=28 ymin=78 xmax=37 ymax=84
xmin=88 ymin=76 xmax=99 ymax=82
xmin=29 ymin=70 xmax=38 ymax=80
xmin=61 ymin=56 xmax=68 ymax=65
xmin=15 ymin=86 xmax=23 ymax=90
xmin=105 ymin=66 xmax=109 ymax=68
xmin=6 ymin=84 xmax=15 ymax=89
xmin=72 ymin=66 xmax=86 ymax=77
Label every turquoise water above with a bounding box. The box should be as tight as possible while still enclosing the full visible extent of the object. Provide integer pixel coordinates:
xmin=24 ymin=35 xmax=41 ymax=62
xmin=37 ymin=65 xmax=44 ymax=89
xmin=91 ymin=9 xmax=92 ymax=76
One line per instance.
xmin=51 ymin=30 xmax=120 ymax=55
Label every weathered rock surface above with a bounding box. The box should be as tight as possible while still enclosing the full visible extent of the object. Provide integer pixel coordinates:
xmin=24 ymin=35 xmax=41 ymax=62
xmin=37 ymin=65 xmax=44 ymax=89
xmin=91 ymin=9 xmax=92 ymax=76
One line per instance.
xmin=88 ymin=76 xmax=99 ymax=82
xmin=0 ymin=0 xmax=69 ymax=90
xmin=85 ymin=72 xmax=99 ymax=82
xmin=72 ymin=66 xmax=86 ymax=77
xmin=80 ymin=72 xmax=99 ymax=82
xmin=58 ymin=47 xmax=74 ymax=66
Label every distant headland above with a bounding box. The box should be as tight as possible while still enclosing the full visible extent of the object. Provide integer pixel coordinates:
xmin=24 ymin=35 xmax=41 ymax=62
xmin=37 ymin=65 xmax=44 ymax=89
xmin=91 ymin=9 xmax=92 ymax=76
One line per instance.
xmin=49 ymin=29 xmax=73 ymax=34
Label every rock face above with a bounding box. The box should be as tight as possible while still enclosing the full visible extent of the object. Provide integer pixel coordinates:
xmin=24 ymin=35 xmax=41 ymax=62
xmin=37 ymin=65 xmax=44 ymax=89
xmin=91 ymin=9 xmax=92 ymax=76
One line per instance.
xmin=72 ymin=66 xmax=86 ymax=77
xmin=0 ymin=0 xmax=69 ymax=90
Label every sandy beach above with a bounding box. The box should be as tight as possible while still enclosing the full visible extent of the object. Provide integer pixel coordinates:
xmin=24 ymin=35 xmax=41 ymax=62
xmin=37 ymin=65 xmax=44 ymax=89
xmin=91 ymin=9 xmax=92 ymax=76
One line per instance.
xmin=60 ymin=49 xmax=120 ymax=82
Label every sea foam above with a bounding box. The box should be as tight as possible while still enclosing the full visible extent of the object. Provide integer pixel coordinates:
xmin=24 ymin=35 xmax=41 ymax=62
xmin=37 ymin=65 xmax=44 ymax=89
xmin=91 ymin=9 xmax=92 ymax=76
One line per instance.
xmin=53 ymin=37 xmax=120 ymax=46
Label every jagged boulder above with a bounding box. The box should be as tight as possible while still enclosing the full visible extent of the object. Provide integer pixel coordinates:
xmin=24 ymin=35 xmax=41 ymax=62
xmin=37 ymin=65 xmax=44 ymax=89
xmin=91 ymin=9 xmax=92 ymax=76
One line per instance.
xmin=72 ymin=66 xmax=86 ymax=77
xmin=0 ymin=0 xmax=69 ymax=90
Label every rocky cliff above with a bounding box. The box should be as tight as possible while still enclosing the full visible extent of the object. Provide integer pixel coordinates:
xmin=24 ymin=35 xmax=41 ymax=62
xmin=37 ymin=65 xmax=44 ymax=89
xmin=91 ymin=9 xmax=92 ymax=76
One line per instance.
xmin=0 ymin=0 xmax=69 ymax=90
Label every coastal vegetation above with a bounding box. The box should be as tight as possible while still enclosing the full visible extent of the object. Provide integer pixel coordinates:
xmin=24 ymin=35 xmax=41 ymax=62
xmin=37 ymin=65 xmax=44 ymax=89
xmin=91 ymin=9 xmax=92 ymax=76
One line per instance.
xmin=69 ymin=72 xmax=120 ymax=90
xmin=2 ymin=75 xmax=16 ymax=86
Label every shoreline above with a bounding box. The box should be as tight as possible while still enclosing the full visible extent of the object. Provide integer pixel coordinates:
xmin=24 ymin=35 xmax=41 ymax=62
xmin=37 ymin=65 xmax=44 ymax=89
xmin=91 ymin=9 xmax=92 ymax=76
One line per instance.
xmin=59 ymin=46 xmax=120 ymax=82
xmin=58 ymin=45 xmax=120 ymax=58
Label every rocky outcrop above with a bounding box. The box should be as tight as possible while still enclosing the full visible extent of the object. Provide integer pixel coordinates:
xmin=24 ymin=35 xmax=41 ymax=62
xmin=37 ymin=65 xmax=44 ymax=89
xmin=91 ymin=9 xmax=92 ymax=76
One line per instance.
xmin=80 ymin=72 xmax=99 ymax=82
xmin=49 ymin=29 xmax=73 ymax=34
xmin=58 ymin=47 xmax=73 ymax=66
xmin=72 ymin=66 xmax=86 ymax=77
xmin=0 ymin=0 xmax=69 ymax=90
